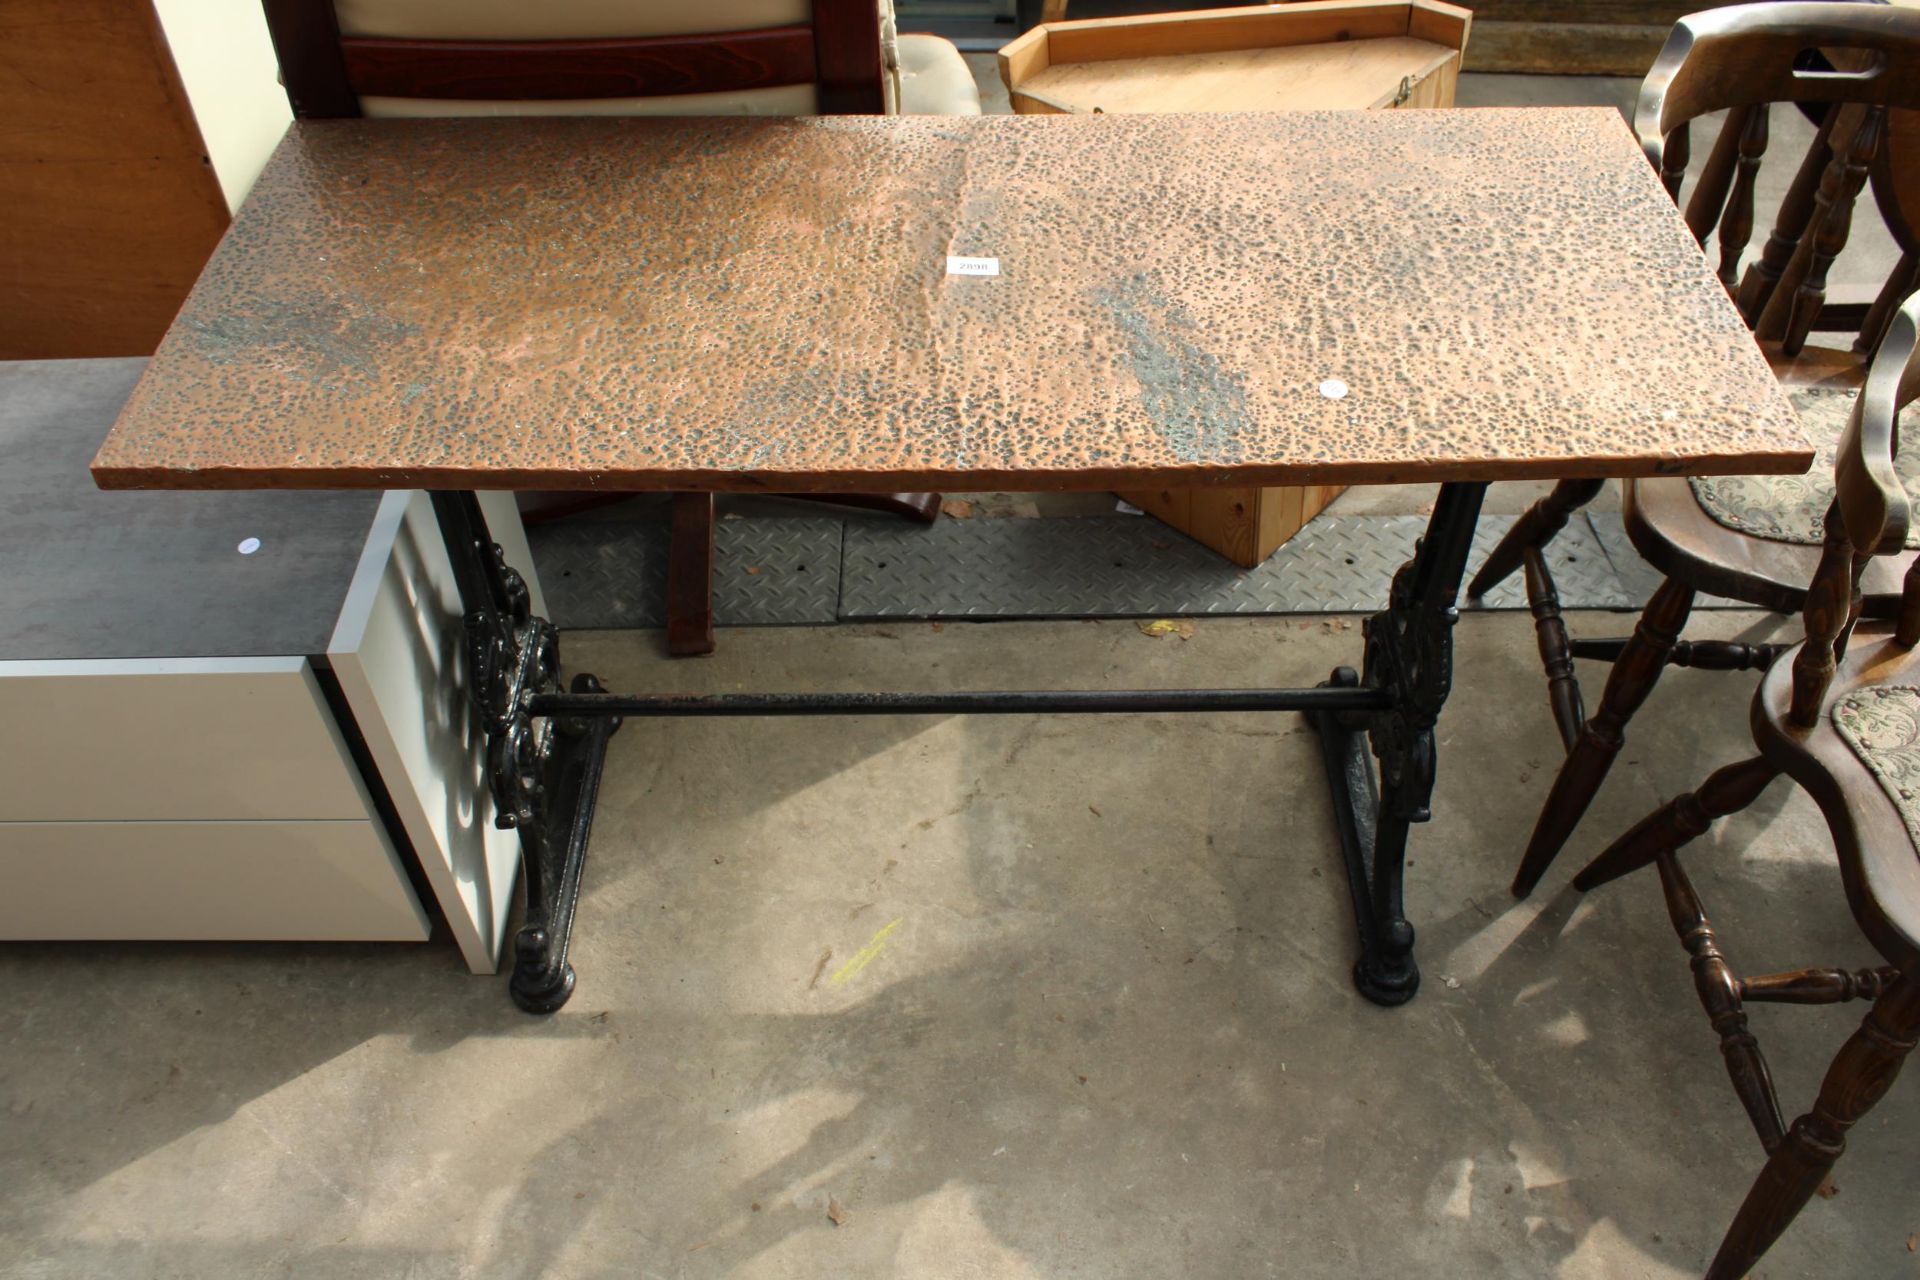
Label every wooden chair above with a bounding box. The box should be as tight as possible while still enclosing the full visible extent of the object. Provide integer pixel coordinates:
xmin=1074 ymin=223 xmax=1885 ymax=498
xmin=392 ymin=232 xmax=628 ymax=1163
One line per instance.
xmin=259 ymin=0 xmax=981 ymax=656
xmin=1477 ymin=3 xmax=1920 ymax=898
xmin=1549 ymin=291 xmax=1920 ymax=1280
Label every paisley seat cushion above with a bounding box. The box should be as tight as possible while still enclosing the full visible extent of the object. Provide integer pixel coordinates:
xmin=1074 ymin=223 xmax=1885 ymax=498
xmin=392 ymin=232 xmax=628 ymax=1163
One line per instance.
xmin=1833 ymin=685 xmax=1920 ymax=853
xmin=1690 ymin=387 xmax=1919 ymax=547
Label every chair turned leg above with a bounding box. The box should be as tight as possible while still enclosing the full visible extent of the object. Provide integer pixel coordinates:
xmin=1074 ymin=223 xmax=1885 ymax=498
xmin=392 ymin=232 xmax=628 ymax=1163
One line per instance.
xmin=1655 ymin=852 xmax=1788 ymax=1152
xmin=1468 ymin=478 xmax=1605 ymax=597
xmin=1511 ymin=578 xmax=1695 ymax=898
xmin=1706 ymin=973 xmax=1920 ymax=1280
xmin=1574 ymin=755 xmax=1780 ymax=891
xmin=666 ymin=491 xmax=716 ymax=657
xmin=1526 ymin=547 xmax=1585 ymax=752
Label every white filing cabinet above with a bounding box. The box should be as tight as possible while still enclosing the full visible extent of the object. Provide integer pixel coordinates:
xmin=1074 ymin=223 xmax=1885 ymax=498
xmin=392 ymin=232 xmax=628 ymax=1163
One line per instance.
xmin=0 ymin=359 xmax=534 ymax=973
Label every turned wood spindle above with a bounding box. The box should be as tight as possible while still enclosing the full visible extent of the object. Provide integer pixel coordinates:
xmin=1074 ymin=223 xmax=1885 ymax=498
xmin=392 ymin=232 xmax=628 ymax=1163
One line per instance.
xmin=1740 ymin=966 xmax=1899 ymax=1004
xmin=1525 ymin=546 xmax=1584 ymax=752
xmin=1684 ymin=104 xmax=1751 ymax=245
xmin=1738 ymin=111 xmax=1840 ymax=325
xmin=1707 ymin=975 xmax=1920 ymax=1279
xmin=1896 ymin=554 xmax=1920 ymax=648
xmin=1467 ymin=477 xmax=1604 ymax=598
xmin=1660 ymin=119 xmax=1692 ymax=202
xmin=1781 ymin=107 xmax=1886 ymax=355
xmin=1790 ymin=501 xmax=1857 ymax=727
xmin=1717 ymin=103 xmax=1771 ymax=289
xmin=1657 ymin=852 xmax=1789 ymax=1151
xmin=1510 ymin=579 xmax=1695 ymax=897
xmin=1856 ymin=249 xmax=1919 ymax=357
xmin=1573 ymin=754 xmax=1780 ymax=891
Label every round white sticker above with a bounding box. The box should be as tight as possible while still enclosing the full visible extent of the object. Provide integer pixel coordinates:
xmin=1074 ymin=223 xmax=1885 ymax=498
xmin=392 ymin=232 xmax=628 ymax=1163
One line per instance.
xmin=1318 ymin=379 xmax=1349 ymax=401
xmin=237 ymin=537 xmax=261 ymax=555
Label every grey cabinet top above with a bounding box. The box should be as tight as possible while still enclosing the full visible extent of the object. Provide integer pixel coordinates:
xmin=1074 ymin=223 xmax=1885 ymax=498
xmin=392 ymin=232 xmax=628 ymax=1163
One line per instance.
xmin=2 ymin=360 xmax=383 ymax=661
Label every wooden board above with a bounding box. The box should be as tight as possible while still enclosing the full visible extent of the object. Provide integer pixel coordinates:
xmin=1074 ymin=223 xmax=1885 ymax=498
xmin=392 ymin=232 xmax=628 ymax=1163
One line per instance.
xmin=999 ymin=0 xmax=1470 ymax=114
xmin=1118 ymin=479 xmax=1345 ymax=567
xmin=1014 ymin=37 xmax=1456 ymax=114
xmin=92 ymin=111 xmax=1811 ymax=494
xmin=0 ymin=0 xmax=230 ymax=358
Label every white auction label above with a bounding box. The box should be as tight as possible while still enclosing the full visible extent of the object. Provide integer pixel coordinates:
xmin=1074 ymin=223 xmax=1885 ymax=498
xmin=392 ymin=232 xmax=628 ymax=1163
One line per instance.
xmin=946 ymin=255 xmax=1001 ymax=277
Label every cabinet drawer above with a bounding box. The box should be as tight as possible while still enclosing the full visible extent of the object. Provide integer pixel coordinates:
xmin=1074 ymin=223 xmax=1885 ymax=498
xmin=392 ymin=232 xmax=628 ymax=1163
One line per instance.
xmin=0 ymin=818 xmax=427 ymax=940
xmin=0 ymin=657 xmax=372 ymax=822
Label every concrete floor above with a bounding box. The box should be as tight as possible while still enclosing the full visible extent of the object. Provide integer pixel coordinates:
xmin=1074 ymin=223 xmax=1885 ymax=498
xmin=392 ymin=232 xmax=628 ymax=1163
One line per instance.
xmin=3 ymin=607 xmax=1918 ymax=1278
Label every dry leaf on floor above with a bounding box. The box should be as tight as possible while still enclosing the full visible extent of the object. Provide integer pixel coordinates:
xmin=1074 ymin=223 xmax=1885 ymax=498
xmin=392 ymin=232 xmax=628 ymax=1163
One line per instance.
xmin=1136 ymin=619 xmax=1194 ymax=641
xmin=1907 ymin=1234 xmax=1916 ymax=1252
xmin=1816 ymin=1177 xmax=1840 ymax=1199
xmin=942 ymin=499 xmax=974 ymax=518
xmin=827 ymin=1197 xmax=848 ymax=1226
xmin=1089 ymin=804 xmax=1102 ymax=817
xmin=744 ymin=566 xmax=761 ymax=576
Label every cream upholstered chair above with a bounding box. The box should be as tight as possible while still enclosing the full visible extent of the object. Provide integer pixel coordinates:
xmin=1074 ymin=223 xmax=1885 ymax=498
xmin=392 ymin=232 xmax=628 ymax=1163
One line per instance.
xmin=277 ymin=0 xmax=981 ymax=117
xmin=261 ymin=0 xmax=979 ymax=653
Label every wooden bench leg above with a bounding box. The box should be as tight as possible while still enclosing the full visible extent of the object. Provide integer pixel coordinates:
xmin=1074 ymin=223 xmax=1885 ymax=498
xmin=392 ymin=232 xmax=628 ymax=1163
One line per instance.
xmin=667 ymin=491 xmax=715 ymax=657
xmin=1706 ymin=972 xmax=1920 ymax=1279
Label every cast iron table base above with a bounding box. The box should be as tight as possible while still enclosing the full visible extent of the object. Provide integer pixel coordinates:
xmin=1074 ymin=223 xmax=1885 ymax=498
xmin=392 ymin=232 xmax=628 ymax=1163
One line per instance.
xmin=433 ymin=482 xmax=1488 ymax=1014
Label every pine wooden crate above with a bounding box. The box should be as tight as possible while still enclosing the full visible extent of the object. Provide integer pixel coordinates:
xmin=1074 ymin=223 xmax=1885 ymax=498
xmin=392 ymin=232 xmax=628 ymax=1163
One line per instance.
xmin=999 ymin=0 xmax=1470 ymax=566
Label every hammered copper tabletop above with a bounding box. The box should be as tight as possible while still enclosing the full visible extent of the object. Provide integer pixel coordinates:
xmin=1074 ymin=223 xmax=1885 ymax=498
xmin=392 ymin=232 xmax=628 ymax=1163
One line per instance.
xmin=91 ymin=109 xmax=1812 ymax=493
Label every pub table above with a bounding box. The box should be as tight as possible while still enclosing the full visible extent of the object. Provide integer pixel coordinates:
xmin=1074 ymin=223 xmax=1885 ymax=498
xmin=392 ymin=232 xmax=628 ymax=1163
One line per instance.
xmin=92 ymin=110 xmax=1811 ymax=1012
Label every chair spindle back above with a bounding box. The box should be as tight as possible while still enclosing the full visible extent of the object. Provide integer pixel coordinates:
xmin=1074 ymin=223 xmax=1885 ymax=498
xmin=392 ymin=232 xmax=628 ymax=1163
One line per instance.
xmin=1636 ymin=3 xmax=1920 ymax=356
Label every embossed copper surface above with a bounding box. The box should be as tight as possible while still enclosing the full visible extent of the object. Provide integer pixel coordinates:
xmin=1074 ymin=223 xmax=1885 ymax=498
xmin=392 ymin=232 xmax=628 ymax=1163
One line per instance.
xmin=92 ymin=110 xmax=1811 ymax=493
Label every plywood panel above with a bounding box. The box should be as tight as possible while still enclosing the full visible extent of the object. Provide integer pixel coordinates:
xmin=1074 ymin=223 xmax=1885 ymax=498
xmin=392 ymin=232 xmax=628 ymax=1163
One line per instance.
xmin=0 ymin=818 xmax=427 ymax=940
xmin=1017 ymin=38 xmax=1456 ymax=114
xmin=0 ymin=0 xmax=229 ymax=358
xmin=1045 ymin=2 xmax=1414 ymax=65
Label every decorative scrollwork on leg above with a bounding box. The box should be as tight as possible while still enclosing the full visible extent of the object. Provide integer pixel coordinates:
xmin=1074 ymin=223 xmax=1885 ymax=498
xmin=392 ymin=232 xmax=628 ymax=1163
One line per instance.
xmin=1326 ymin=484 xmax=1483 ymax=1006
xmin=430 ymin=492 xmax=619 ymax=1013
xmin=1364 ymin=555 xmax=1457 ymax=824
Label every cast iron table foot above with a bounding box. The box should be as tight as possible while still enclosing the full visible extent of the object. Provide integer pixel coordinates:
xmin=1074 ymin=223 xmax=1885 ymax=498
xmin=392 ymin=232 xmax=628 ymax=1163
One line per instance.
xmin=1310 ymin=666 xmax=1420 ymax=1007
xmin=507 ymin=672 xmax=620 ymax=1014
xmin=1304 ymin=481 xmax=1486 ymax=1008
xmin=430 ymin=492 xmax=626 ymax=1014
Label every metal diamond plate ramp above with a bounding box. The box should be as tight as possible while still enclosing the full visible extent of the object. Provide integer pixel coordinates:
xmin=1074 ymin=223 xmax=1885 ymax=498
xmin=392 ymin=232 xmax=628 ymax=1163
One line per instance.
xmin=528 ymin=516 xmax=841 ymax=629
xmin=840 ymin=513 xmax=1642 ymax=619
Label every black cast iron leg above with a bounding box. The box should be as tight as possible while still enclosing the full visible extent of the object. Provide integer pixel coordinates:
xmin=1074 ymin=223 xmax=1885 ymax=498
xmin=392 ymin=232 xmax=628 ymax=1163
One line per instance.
xmin=1309 ymin=481 xmax=1487 ymax=1006
xmin=430 ymin=491 xmax=622 ymax=1014
xmin=510 ymin=673 xmax=619 ymax=1012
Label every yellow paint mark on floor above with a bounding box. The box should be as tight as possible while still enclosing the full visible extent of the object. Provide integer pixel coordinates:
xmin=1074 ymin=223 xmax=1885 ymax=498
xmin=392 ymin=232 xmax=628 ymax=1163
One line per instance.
xmin=830 ymin=918 xmax=903 ymax=985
